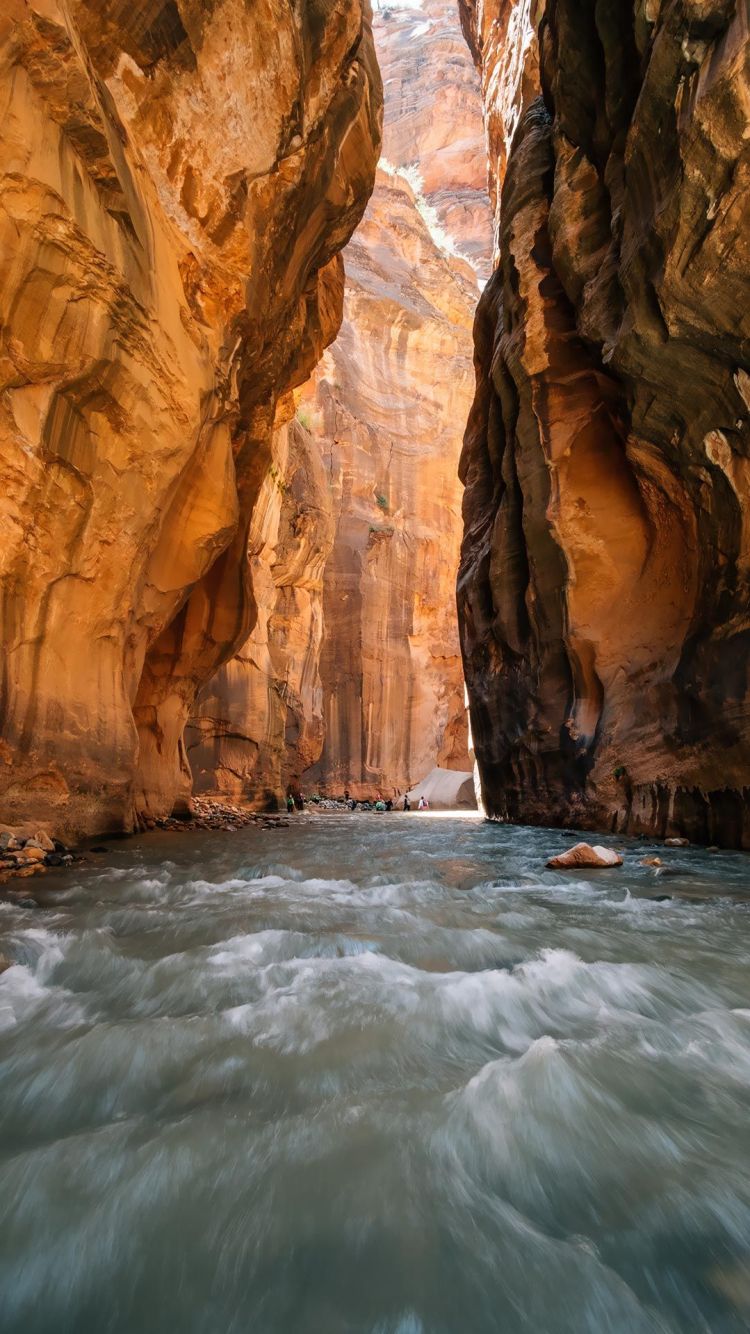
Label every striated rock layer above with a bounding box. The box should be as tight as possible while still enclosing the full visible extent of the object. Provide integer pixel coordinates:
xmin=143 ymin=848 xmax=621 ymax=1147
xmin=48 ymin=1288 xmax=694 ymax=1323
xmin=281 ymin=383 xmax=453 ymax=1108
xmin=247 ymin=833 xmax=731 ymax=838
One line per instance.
xmin=190 ymin=0 xmax=490 ymax=805
xmin=303 ymin=164 xmax=480 ymax=800
xmin=0 ymin=0 xmax=381 ymax=839
xmin=458 ymin=0 xmax=750 ymax=845
xmin=377 ymin=0 xmax=494 ymax=280
xmin=186 ymin=413 xmax=335 ymax=806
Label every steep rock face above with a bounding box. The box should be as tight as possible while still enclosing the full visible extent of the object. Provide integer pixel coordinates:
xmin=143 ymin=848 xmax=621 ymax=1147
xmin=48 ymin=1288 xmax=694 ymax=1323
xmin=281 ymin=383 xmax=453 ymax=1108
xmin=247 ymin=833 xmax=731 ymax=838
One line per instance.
xmin=377 ymin=0 xmax=494 ymax=279
xmin=186 ymin=414 xmax=335 ymax=805
xmin=304 ymin=165 xmax=481 ymax=799
xmin=458 ymin=0 xmax=750 ymax=845
xmin=190 ymin=0 xmax=490 ymax=805
xmin=0 ymin=0 xmax=381 ymax=838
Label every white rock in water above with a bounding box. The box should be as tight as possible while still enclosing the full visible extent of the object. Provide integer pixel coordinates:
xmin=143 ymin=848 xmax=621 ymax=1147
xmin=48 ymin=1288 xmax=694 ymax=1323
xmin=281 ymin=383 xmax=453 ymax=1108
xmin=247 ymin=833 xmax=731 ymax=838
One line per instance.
xmin=547 ymin=842 xmax=623 ymax=869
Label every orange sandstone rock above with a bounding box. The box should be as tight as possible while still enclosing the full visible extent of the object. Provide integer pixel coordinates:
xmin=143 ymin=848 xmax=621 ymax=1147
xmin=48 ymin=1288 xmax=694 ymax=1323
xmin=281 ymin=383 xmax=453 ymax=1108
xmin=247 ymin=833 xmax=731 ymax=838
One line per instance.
xmin=0 ymin=0 xmax=382 ymax=839
xmin=547 ymin=844 xmax=623 ymax=870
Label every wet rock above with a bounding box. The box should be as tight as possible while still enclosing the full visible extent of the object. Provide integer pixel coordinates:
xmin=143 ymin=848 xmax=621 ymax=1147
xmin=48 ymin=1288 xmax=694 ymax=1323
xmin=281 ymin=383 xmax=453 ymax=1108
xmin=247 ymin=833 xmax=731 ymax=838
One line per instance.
xmin=18 ymin=846 xmax=46 ymax=863
xmin=547 ymin=843 xmax=624 ymax=869
xmin=665 ymin=838 xmax=690 ymax=848
xmin=0 ymin=956 xmax=14 ymax=973
xmin=640 ymin=857 xmax=664 ymax=867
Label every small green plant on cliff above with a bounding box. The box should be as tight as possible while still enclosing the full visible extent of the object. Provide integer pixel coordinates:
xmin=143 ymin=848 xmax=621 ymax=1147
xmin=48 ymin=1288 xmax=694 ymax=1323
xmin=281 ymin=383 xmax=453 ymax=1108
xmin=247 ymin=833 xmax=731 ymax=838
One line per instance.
xmin=296 ymin=407 xmax=312 ymax=429
xmin=268 ymin=463 xmax=289 ymax=495
xmin=375 ymin=493 xmax=389 ymax=512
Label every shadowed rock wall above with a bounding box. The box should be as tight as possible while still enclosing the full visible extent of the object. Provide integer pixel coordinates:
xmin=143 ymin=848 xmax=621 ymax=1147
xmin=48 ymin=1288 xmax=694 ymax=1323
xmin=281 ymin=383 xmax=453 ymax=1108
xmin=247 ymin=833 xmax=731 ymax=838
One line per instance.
xmin=0 ymin=0 xmax=381 ymax=839
xmin=458 ymin=0 xmax=750 ymax=845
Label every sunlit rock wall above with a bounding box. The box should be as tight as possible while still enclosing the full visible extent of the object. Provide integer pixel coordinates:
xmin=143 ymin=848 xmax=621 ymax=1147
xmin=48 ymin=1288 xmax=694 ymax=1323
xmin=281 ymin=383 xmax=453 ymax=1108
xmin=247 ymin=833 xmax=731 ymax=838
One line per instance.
xmin=0 ymin=0 xmax=381 ymax=838
xmin=303 ymin=166 xmax=481 ymax=800
xmin=458 ymin=0 xmax=750 ymax=846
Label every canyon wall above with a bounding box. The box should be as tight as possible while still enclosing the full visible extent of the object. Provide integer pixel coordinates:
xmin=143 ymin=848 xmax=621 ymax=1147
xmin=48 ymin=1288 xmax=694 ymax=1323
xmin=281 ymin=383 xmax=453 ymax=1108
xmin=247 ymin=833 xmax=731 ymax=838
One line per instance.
xmin=0 ymin=0 xmax=381 ymax=839
xmin=302 ymin=163 xmax=480 ymax=800
xmin=458 ymin=0 xmax=750 ymax=845
xmin=190 ymin=0 xmax=491 ymax=804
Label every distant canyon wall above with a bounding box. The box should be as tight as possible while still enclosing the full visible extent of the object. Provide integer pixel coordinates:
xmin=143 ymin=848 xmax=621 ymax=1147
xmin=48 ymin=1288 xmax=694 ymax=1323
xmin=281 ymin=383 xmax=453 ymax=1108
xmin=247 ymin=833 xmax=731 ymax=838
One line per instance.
xmin=191 ymin=0 xmax=491 ymax=804
xmin=0 ymin=0 xmax=381 ymax=839
xmin=458 ymin=0 xmax=750 ymax=845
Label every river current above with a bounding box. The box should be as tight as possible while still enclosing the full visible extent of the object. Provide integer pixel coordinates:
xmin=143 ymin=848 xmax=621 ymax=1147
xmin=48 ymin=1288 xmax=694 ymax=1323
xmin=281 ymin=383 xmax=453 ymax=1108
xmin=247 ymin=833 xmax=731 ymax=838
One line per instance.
xmin=1 ymin=814 xmax=749 ymax=1334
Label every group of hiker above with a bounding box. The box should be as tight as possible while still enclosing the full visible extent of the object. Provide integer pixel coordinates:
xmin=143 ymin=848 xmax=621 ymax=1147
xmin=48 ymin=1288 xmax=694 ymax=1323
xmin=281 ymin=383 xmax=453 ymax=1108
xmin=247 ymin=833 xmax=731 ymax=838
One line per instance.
xmin=284 ymin=786 xmax=431 ymax=813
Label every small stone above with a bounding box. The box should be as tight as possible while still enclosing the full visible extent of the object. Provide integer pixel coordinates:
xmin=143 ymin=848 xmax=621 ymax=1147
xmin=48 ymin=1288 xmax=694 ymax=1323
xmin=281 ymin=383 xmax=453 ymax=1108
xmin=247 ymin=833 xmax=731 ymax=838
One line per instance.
xmin=707 ymin=845 xmax=720 ymax=853
xmin=664 ymin=837 xmax=689 ymax=847
xmin=0 ymin=834 xmax=21 ymax=852
xmin=546 ymin=842 xmax=623 ymax=869
xmin=15 ymin=864 xmax=45 ymax=878
xmin=640 ymin=857 xmax=663 ymax=867
xmin=18 ymin=846 xmax=46 ymax=863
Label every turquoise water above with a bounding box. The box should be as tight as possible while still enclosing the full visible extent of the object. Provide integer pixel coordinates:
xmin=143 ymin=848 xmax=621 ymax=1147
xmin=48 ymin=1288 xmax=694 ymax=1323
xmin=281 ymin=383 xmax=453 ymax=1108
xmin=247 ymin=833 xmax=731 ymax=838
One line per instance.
xmin=1 ymin=814 xmax=749 ymax=1333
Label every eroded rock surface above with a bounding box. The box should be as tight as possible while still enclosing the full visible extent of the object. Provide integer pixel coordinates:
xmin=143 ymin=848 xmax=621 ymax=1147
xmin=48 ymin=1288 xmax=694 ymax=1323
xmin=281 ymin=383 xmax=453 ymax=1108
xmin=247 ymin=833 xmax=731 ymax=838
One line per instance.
xmin=303 ymin=165 xmax=481 ymax=800
xmin=190 ymin=0 xmax=490 ymax=805
xmin=458 ymin=0 xmax=750 ymax=846
xmin=0 ymin=0 xmax=381 ymax=838
xmin=186 ymin=414 xmax=336 ymax=805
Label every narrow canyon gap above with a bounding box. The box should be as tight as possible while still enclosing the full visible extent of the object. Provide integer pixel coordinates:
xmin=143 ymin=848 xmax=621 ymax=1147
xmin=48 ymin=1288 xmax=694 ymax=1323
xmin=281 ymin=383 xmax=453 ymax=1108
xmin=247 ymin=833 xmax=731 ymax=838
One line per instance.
xmin=187 ymin=0 xmax=492 ymax=808
xmin=458 ymin=0 xmax=750 ymax=848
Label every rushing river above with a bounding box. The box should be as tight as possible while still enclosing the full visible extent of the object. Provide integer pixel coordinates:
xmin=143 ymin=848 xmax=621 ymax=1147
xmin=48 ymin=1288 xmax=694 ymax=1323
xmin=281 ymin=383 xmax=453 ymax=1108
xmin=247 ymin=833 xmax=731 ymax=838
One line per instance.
xmin=1 ymin=814 xmax=750 ymax=1334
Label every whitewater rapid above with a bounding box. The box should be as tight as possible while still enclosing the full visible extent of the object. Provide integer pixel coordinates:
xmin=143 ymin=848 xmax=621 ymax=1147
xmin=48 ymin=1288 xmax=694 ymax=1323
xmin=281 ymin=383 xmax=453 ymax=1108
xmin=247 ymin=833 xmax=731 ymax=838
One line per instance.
xmin=1 ymin=815 xmax=749 ymax=1333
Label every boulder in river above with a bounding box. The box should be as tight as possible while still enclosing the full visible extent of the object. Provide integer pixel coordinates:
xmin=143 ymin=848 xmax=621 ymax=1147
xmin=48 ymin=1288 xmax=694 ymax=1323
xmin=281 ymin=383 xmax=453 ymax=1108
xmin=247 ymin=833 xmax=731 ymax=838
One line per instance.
xmin=547 ymin=843 xmax=624 ymax=870
xmin=665 ymin=838 xmax=690 ymax=847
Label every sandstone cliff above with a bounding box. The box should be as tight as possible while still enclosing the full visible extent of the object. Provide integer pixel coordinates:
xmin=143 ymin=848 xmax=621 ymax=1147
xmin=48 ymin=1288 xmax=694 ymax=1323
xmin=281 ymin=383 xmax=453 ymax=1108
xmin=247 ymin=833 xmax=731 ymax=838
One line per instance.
xmin=377 ymin=0 xmax=493 ymax=281
xmin=458 ymin=0 xmax=750 ymax=845
xmin=0 ymin=0 xmax=381 ymax=839
xmin=186 ymin=412 xmax=335 ymax=807
xmin=190 ymin=0 xmax=490 ymax=805
xmin=303 ymin=164 xmax=480 ymax=800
